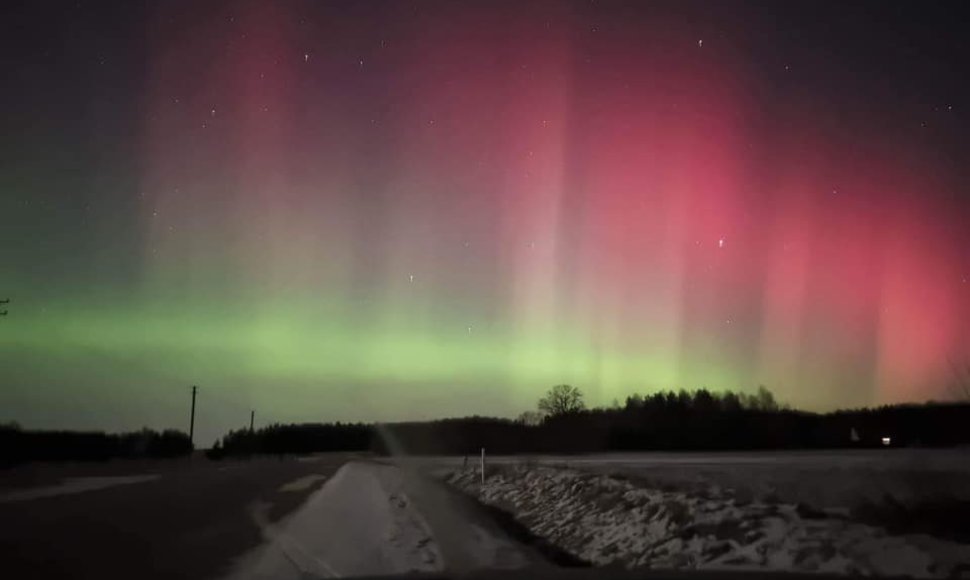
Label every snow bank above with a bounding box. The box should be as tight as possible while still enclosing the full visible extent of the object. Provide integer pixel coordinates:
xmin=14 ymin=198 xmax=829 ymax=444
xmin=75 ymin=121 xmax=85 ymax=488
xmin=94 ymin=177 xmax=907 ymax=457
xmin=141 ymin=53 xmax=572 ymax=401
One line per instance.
xmin=444 ymin=465 xmax=970 ymax=578
xmin=227 ymin=461 xmax=538 ymax=579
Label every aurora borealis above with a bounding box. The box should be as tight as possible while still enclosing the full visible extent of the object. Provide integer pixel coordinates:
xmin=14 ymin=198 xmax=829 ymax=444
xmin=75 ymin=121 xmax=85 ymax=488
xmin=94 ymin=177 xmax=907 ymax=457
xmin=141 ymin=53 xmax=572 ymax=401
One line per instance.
xmin=1 ymin=1 xmax=969 ymax=445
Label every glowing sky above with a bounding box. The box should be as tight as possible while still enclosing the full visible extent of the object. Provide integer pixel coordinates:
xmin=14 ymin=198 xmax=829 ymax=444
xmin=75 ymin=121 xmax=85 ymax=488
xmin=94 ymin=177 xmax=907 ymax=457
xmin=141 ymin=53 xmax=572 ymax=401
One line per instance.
xmin=1 ymin=1 xmax=969 ymax=444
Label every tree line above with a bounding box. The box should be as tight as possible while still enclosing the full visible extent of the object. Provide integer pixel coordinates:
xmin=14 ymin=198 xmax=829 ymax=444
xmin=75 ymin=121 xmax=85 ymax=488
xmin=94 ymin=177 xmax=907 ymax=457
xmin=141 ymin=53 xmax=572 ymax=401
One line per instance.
xmin=6 ymin=385 xmax=968 ymax=464
xmin=0 ymin=424 xmax=193 ymax=466
xmin=206 ymin=386 xmax=970 ymax=458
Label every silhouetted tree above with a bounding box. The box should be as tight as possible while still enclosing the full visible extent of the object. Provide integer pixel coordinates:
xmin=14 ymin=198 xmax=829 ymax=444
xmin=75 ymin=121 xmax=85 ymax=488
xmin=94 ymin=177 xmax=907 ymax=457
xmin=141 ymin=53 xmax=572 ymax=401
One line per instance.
xmin=748 ymin=385 xmax=780 ymax=411
xmin=538 ymin=384 xmax=586 ymax=416
xmin=516 ymin=410 xmax=545 ymax=426
xmin=200 ymin=386 xmax=970 ymax=458
xmin=1 ymin=427 xmax=192 ymax=465
xmin=625 ymin=393 xmax=644 ymax=409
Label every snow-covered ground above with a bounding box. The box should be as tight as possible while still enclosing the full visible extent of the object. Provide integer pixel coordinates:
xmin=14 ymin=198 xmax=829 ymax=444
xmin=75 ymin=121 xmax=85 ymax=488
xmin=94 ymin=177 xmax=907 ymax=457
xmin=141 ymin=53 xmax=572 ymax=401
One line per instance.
xmin=422 ymin=449 xmax=970 ymax=514
xmin=225 ymin=453 xmax=970 ymax=577
xmin=226 ymin=461 xmax=540 ymax=579
xmin=443 ymin=462 xmax=970 ymax=578
xmin=0 ymin=474 xmax=159 ymax=503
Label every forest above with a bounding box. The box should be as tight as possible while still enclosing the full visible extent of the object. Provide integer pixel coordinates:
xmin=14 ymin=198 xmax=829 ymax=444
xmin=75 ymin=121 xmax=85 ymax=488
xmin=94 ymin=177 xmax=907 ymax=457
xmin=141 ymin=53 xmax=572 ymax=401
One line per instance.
xmin=208 ymin=387 xmax=970 ymax=458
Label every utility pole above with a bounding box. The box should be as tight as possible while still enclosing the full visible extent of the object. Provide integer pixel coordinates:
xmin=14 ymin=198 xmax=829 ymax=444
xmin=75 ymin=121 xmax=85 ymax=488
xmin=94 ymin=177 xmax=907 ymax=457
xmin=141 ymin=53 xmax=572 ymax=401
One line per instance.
xmin=250 ymin=410 xmax=255 ymax=433
xmin=0 ymin=298 xmax=9 ymax=316
xmin=189 ymin=386 xmax=198 ymax=445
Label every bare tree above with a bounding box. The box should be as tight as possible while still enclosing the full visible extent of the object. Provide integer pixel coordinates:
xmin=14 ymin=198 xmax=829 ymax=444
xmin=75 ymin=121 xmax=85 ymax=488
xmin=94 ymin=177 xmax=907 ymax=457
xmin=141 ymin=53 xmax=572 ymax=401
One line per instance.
xmin=538 ymin=384 xmax=586 ymax=417
xmin=516 ymin=410 xmax=545 ymax=426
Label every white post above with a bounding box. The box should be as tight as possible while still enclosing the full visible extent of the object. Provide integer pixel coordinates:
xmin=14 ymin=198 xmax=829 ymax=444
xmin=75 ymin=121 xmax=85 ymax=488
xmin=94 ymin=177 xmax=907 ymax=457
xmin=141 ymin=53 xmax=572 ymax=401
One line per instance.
xmin=480 ymin=447 xmax=485 ymax=485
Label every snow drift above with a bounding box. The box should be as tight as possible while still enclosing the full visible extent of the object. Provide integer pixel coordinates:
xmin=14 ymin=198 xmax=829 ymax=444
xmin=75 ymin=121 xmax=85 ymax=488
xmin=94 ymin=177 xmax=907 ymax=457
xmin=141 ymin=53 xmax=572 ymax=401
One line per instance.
xmin=444 ymin=464 xmax=970 ymax=578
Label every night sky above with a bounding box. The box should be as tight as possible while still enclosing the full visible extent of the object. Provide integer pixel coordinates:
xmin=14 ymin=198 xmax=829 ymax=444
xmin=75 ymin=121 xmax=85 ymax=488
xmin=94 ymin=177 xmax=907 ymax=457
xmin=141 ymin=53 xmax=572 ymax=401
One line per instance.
xmin=1 ymin=1 xmax=969 ymax=445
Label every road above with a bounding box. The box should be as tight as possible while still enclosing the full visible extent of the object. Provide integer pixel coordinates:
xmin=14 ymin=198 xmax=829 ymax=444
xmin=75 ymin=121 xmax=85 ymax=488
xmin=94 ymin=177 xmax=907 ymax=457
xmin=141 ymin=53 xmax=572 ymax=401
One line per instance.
xmin=0 ymin=454 xmax=352 ymax=580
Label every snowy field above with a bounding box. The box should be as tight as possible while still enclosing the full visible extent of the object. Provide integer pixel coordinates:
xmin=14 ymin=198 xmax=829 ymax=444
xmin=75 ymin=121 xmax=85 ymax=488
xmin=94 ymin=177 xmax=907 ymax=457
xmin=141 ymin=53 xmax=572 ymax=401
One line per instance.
xmin=429 ymin=450 xmax=970 ymax=578
xmin=421 ymin=449 xmax=970 ymax=512
xmin=442 ymin=462 xmax=970 ymax=577
xmin=224 ymin=453 xmax=970 ymax=578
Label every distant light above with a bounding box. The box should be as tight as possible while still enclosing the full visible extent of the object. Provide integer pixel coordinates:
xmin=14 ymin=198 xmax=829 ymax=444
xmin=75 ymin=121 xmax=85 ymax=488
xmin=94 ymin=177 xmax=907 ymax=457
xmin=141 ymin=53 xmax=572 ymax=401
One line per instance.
xmin=881 ymin=436 xmax=891 ymax=446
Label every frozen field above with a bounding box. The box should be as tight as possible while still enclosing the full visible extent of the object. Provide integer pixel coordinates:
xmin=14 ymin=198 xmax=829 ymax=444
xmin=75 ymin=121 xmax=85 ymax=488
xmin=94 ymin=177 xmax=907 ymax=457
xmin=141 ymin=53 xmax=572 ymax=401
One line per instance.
xmin=422 ymin=449 xmax=970 ymax=513
xmin=439 ymin=452 xmax=970 ymax=578
xmin=423 ymin=450 xmax=970 ymax=577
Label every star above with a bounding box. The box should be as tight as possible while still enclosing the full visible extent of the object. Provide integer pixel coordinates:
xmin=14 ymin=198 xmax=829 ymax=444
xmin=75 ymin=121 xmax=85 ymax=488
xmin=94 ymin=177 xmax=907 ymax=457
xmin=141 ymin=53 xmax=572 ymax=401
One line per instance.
xmin=304 ymin=53 xmax=309 ymax=63
xmin=718 ymin=238 xmax=725 ymax=248
xmin=698 ymin=39 xmax=703 ymax=48
xmin=408 ymin=274 xmax=414 ymax=283
xmin=467 ymin=326 xmax=473 ymax=334
xmin=210 ymin=108 xmax=216 ymax=117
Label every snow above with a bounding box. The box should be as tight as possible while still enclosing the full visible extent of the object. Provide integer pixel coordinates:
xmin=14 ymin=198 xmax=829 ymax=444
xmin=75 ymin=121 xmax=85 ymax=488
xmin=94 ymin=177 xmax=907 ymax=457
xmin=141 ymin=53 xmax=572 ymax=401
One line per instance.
xmin=443 ymin=463 xmax=970 ymax=577
xmin=277 ymin=474 xmax=328 ymax=493
xmin=422 ymin=449 xmax=970 ymax=513
xmin=226 ymin=461 xmax=538 ymax=579
xmin=0 ymin=475 xmax=159 ymax=503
